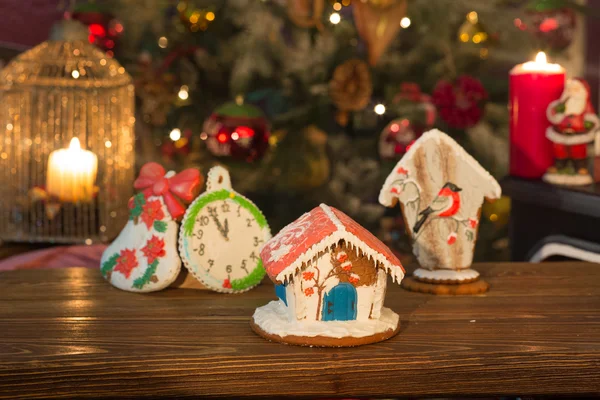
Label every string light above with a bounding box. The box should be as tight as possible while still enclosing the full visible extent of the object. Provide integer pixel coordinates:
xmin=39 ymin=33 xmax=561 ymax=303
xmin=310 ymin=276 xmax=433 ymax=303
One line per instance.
xmin=158 ymin=36 xmax=168 ymax=48
xmin=333 ymin=2 xmax=342 ymax=11
xmin=71 ymin=70 xmax=80 ymax=79
xmin=467 ymin=11 xmax=478 ymax=23
xmin=400 ymin=17 xmax=411 ymax=28
xmin=206 ymin=11 xmax=215 ymax=21
xmin=169 ymin=128 xmax=181 ymax=141
xmin=330 ymin=13 xmax=341 ymax=24
xmin=178 ymin=85 xmax=189 ymax=100
xmin=374 ymin=104 xmax=386 ymax=115
xmin=231 ymin=132 xmax=240 ymax=140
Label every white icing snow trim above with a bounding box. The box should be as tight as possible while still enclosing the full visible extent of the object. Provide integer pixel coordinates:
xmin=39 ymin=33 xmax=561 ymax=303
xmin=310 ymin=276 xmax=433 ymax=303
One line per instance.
xmin=273 ymin=204 xmax=405 ymax=285
xmin=546 ymin=126 xmax=597 ymax=145
xmin=543 ymin=171 xmax=593 ymax=186
xmin=379 ymin=129 xmax=502 ymax=206
xmin=413 ymin=268 xmax=479 ymax=282
xmin=253 ymin=300 xmax=399 ymax=339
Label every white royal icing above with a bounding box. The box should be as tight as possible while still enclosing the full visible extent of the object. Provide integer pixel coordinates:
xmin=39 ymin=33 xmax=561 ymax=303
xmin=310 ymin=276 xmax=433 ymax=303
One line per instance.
xmin=253 ymin=300 xmax=399 ymax=339
xmin=413 ymin=267 xmax=479 ymax=282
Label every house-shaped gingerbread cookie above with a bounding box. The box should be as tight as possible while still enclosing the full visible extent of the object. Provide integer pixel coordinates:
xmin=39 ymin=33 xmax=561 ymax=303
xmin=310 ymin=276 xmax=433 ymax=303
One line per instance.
xmin=379 ymin=129 xmax=501 ymax=294
xmin=250 ymin=204 xmax=405 ymax=347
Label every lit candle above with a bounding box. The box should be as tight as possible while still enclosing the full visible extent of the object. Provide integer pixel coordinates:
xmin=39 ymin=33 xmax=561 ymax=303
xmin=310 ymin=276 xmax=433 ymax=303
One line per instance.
xmin=46 ymin=138 xmax=98 ymax=202
xmin=509 ymin=52 xmax=566 ymax=178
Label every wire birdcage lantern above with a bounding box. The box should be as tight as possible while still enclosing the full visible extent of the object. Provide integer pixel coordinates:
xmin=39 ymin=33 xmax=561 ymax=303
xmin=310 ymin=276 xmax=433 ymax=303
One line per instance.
xmin=0 ymin=37 xmax=135 ymax=244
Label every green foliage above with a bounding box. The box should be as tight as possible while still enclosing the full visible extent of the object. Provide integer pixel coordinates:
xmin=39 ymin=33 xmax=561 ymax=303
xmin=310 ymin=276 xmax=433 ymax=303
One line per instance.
xmin=129 ymin=193 xmax=146 ymax=221
xmin=153 ymin=220 xmax=167 ymax=233
xmin=133 ymin=260 xmax=159 ymax=289
xmin=100 ymin=253 xmax=119 ymax=277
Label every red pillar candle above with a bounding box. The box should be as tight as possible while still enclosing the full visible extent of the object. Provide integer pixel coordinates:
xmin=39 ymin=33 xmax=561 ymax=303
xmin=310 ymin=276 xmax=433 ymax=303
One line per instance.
xmin=509 ymin=52 xmax=565 ymax=178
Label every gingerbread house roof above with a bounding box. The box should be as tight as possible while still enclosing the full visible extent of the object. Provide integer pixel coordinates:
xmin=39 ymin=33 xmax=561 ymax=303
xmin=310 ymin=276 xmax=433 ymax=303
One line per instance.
xmin=260 ymin=204 xmax=404 ymax=284
xmin=379 ymin=129 xmax=501 ymax=208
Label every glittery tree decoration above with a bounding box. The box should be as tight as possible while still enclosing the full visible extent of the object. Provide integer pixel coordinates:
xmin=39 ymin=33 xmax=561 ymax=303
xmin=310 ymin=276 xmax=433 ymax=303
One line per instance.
xmin=0 ymin=32 xmax=135 ymax=244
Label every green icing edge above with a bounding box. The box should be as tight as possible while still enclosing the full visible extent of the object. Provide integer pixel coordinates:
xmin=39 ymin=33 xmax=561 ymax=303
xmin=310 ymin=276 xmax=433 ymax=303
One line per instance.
xmin=101 ymin=253 xmax=119 ymax=277
xmin=231 ymin=260 xmax=266 ymax=291
xmin=183 ymin=189 xmax=268 ymax=236
xmin=133 ymin=259 xmax=159 ymax=289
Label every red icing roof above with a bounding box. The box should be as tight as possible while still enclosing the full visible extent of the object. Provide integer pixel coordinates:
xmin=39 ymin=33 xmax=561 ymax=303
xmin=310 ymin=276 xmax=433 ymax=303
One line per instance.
xmin=260 ymin=204 xmax=404 ymax=282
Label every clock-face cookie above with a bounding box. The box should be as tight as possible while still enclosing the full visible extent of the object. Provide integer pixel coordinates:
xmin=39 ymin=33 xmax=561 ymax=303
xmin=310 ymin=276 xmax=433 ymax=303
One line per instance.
xmin=179 ymin=166 xmax=271 ymax=293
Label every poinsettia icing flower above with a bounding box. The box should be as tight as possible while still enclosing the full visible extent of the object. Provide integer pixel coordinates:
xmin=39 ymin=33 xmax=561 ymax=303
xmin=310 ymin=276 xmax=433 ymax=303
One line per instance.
xmin=302 ymin=271 xmax=315 ymax=281
xmin=141 ymin=235 xmax=166 ymax=264
xmin=114 ymin=248 xmax=138 ymax=278
xmin=468 ymin=218 xmax=478 ymax=228
xmin=223 ymin=279 xmax=232 ymax=289
xmin=304 ymin=287 xmax=314 ymax=296
xmin=447 ymin=232 xmax=458 ymax=245
xmin=141 ymin=199 xmax=164 ymax=229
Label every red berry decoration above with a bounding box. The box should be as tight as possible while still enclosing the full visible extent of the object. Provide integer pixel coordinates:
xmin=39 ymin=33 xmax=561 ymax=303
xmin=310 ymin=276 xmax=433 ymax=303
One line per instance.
xmin=202 ymin=102 xmax=270 ymax=162
xmin=432 ymin=75 xmax=488 ymax=129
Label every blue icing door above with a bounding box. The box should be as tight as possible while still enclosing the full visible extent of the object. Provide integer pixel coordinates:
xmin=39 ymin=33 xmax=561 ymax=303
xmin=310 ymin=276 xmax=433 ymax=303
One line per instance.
xmin=275 ymin=283 xmax=287 ymax=306
xmin=322 ymin=283 xmax=357 ymax=321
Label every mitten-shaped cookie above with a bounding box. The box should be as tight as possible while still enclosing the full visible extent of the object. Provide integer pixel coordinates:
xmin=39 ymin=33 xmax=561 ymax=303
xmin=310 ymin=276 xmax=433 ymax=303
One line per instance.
xmin=100 ymin=163 xmax=202 ymax=292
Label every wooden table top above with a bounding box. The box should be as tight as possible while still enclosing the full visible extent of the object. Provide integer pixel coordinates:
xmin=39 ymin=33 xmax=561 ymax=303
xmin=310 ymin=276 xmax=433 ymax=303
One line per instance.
xmin=0 ymin=263 xmax=599 ymax=398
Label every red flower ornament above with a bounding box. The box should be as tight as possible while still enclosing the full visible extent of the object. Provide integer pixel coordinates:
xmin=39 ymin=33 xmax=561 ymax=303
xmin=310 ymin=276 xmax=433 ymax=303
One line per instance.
xmin=141 ymin=235 xmax=166 ymax=264
xmin=114 ymin=248 xmax=139 ymax=278
xmin=304 ymin=287 xmax=314 ymax=296
xmin=432 ymin=75 xmax=488 ymax=129
xmin=223 ymin=279 xmax=232 ymax=289
xmin=468 ymin=218 xmax=478 ymax=228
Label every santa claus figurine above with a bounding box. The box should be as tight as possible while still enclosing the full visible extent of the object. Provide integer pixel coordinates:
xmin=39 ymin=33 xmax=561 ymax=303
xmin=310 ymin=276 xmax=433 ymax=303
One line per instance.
xmin=544 ymin=78 xmax=600 ymax=186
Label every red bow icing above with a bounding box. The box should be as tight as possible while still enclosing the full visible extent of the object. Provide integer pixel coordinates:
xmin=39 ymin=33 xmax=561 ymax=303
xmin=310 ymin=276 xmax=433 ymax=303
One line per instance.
xmin=134 ymin=162 xmax=202 ymax=220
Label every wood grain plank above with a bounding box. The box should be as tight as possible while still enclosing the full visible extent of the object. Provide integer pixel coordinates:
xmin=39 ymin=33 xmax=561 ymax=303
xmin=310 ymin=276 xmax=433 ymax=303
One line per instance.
xmin=0 ymin=263 xmax=599 ymax=398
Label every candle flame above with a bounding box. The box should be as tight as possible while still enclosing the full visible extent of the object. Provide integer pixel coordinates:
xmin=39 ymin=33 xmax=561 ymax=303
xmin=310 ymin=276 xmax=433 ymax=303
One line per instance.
xmin=69 ymin=137 xmax=81 ymax=150
xmin=535 ymin=51 xmax=547 ymax=64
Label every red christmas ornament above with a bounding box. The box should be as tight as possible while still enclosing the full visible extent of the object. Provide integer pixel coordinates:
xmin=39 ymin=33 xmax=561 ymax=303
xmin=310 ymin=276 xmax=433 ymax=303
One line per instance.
xmin=71 ymin=3 xmax=123 ymax=56
xmin=378 ymin=118 xmax=416 ymax=160
xmin=526 ymin=6 xmax=576 ymax=51
xmin=432 ymin=76 xmax=488 ymax=129
xmin=202 ymin=102 xmax=270 ymax=162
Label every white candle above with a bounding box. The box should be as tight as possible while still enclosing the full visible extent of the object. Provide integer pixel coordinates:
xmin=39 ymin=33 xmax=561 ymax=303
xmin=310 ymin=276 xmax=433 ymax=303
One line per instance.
xmin=46 ymin=138 xmax=98 ymax=202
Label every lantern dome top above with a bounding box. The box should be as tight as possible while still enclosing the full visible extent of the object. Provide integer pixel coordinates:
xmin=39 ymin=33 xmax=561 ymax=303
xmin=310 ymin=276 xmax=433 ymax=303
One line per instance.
xmin=0 ymin=40 xmax=131 ymax=89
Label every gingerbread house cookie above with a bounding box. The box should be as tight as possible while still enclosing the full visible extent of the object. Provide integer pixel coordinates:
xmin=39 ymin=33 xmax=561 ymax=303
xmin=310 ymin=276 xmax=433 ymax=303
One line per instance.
xmin=251 ymin=204 xmax=405 ymax=347
xmin=379 ymin=129 xmax=501 ymax=295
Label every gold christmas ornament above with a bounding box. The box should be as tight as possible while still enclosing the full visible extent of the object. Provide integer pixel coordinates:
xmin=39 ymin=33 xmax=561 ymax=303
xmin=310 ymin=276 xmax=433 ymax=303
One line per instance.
xmin=353 ymin=0 xmax=407 ymax=65
xmin=287 ymin=0 xmax=325 ymax=30
xmin=458 ymin=11 xmax=491 ymax=47
xmin=0 ymin=29 xmax=135 ymax=244
xmin=329 ymin=59 xmax=373 ymax=126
